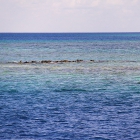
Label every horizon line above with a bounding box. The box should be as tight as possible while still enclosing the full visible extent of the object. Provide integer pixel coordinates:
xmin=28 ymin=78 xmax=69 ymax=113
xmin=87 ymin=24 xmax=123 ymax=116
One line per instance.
xmin=0 ymin=31 xmax=140 ymax=34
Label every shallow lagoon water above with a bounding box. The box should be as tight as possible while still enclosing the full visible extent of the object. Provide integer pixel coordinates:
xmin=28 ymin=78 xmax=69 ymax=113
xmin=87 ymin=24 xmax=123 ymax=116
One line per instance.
xmin=0 ymin=33 xmax=140 ymax=139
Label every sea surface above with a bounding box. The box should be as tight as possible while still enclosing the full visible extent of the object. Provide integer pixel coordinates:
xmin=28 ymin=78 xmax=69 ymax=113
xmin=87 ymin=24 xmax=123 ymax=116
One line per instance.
xmin=0 ymin=33 xmax=140 ymax=140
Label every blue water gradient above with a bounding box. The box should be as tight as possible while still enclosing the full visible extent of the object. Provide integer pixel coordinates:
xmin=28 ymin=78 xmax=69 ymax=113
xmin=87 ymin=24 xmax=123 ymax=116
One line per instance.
xmin=0 ymin=33 xmax=140 ymax=139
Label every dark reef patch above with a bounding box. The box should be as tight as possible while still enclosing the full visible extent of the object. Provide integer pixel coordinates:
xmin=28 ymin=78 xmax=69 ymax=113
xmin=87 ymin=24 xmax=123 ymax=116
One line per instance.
xmin=8 ymin=59 xmax=93 ymax=64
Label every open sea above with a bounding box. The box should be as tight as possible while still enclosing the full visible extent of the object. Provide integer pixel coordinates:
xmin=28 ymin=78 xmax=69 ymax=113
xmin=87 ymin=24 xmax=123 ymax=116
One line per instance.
xmin=0 ymin=33 xmax=140 ymax=140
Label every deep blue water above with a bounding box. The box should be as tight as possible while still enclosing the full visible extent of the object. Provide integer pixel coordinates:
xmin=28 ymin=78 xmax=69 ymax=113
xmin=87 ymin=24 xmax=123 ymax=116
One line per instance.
xmin=0 ymin=33 xmax=140 ymax=140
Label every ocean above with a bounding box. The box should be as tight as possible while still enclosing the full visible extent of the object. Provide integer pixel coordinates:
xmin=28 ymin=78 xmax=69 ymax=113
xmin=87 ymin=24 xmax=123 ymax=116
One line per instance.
xmin=0 ymin=33 xmax=140 ymax=140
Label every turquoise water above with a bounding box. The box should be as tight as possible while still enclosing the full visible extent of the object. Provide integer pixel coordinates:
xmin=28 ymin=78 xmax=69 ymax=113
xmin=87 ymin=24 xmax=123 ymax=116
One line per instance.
xmin=0 ymin=33 xmax=140 ymax=139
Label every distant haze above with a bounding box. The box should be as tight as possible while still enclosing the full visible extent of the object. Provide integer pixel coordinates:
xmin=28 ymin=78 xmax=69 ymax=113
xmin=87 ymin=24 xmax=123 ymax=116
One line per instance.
xmin=0 ymin=0 xmax=140 ymax=32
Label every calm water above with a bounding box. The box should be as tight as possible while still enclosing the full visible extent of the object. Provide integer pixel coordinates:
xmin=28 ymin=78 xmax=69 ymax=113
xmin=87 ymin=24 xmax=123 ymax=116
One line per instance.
xmin=0 ymin=33 xmax=140 ymax=140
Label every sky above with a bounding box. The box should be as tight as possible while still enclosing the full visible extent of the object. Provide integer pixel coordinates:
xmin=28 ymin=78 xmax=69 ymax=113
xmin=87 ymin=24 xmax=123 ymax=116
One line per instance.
xmin=0 ymin=0 xmax=140 ymax=32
